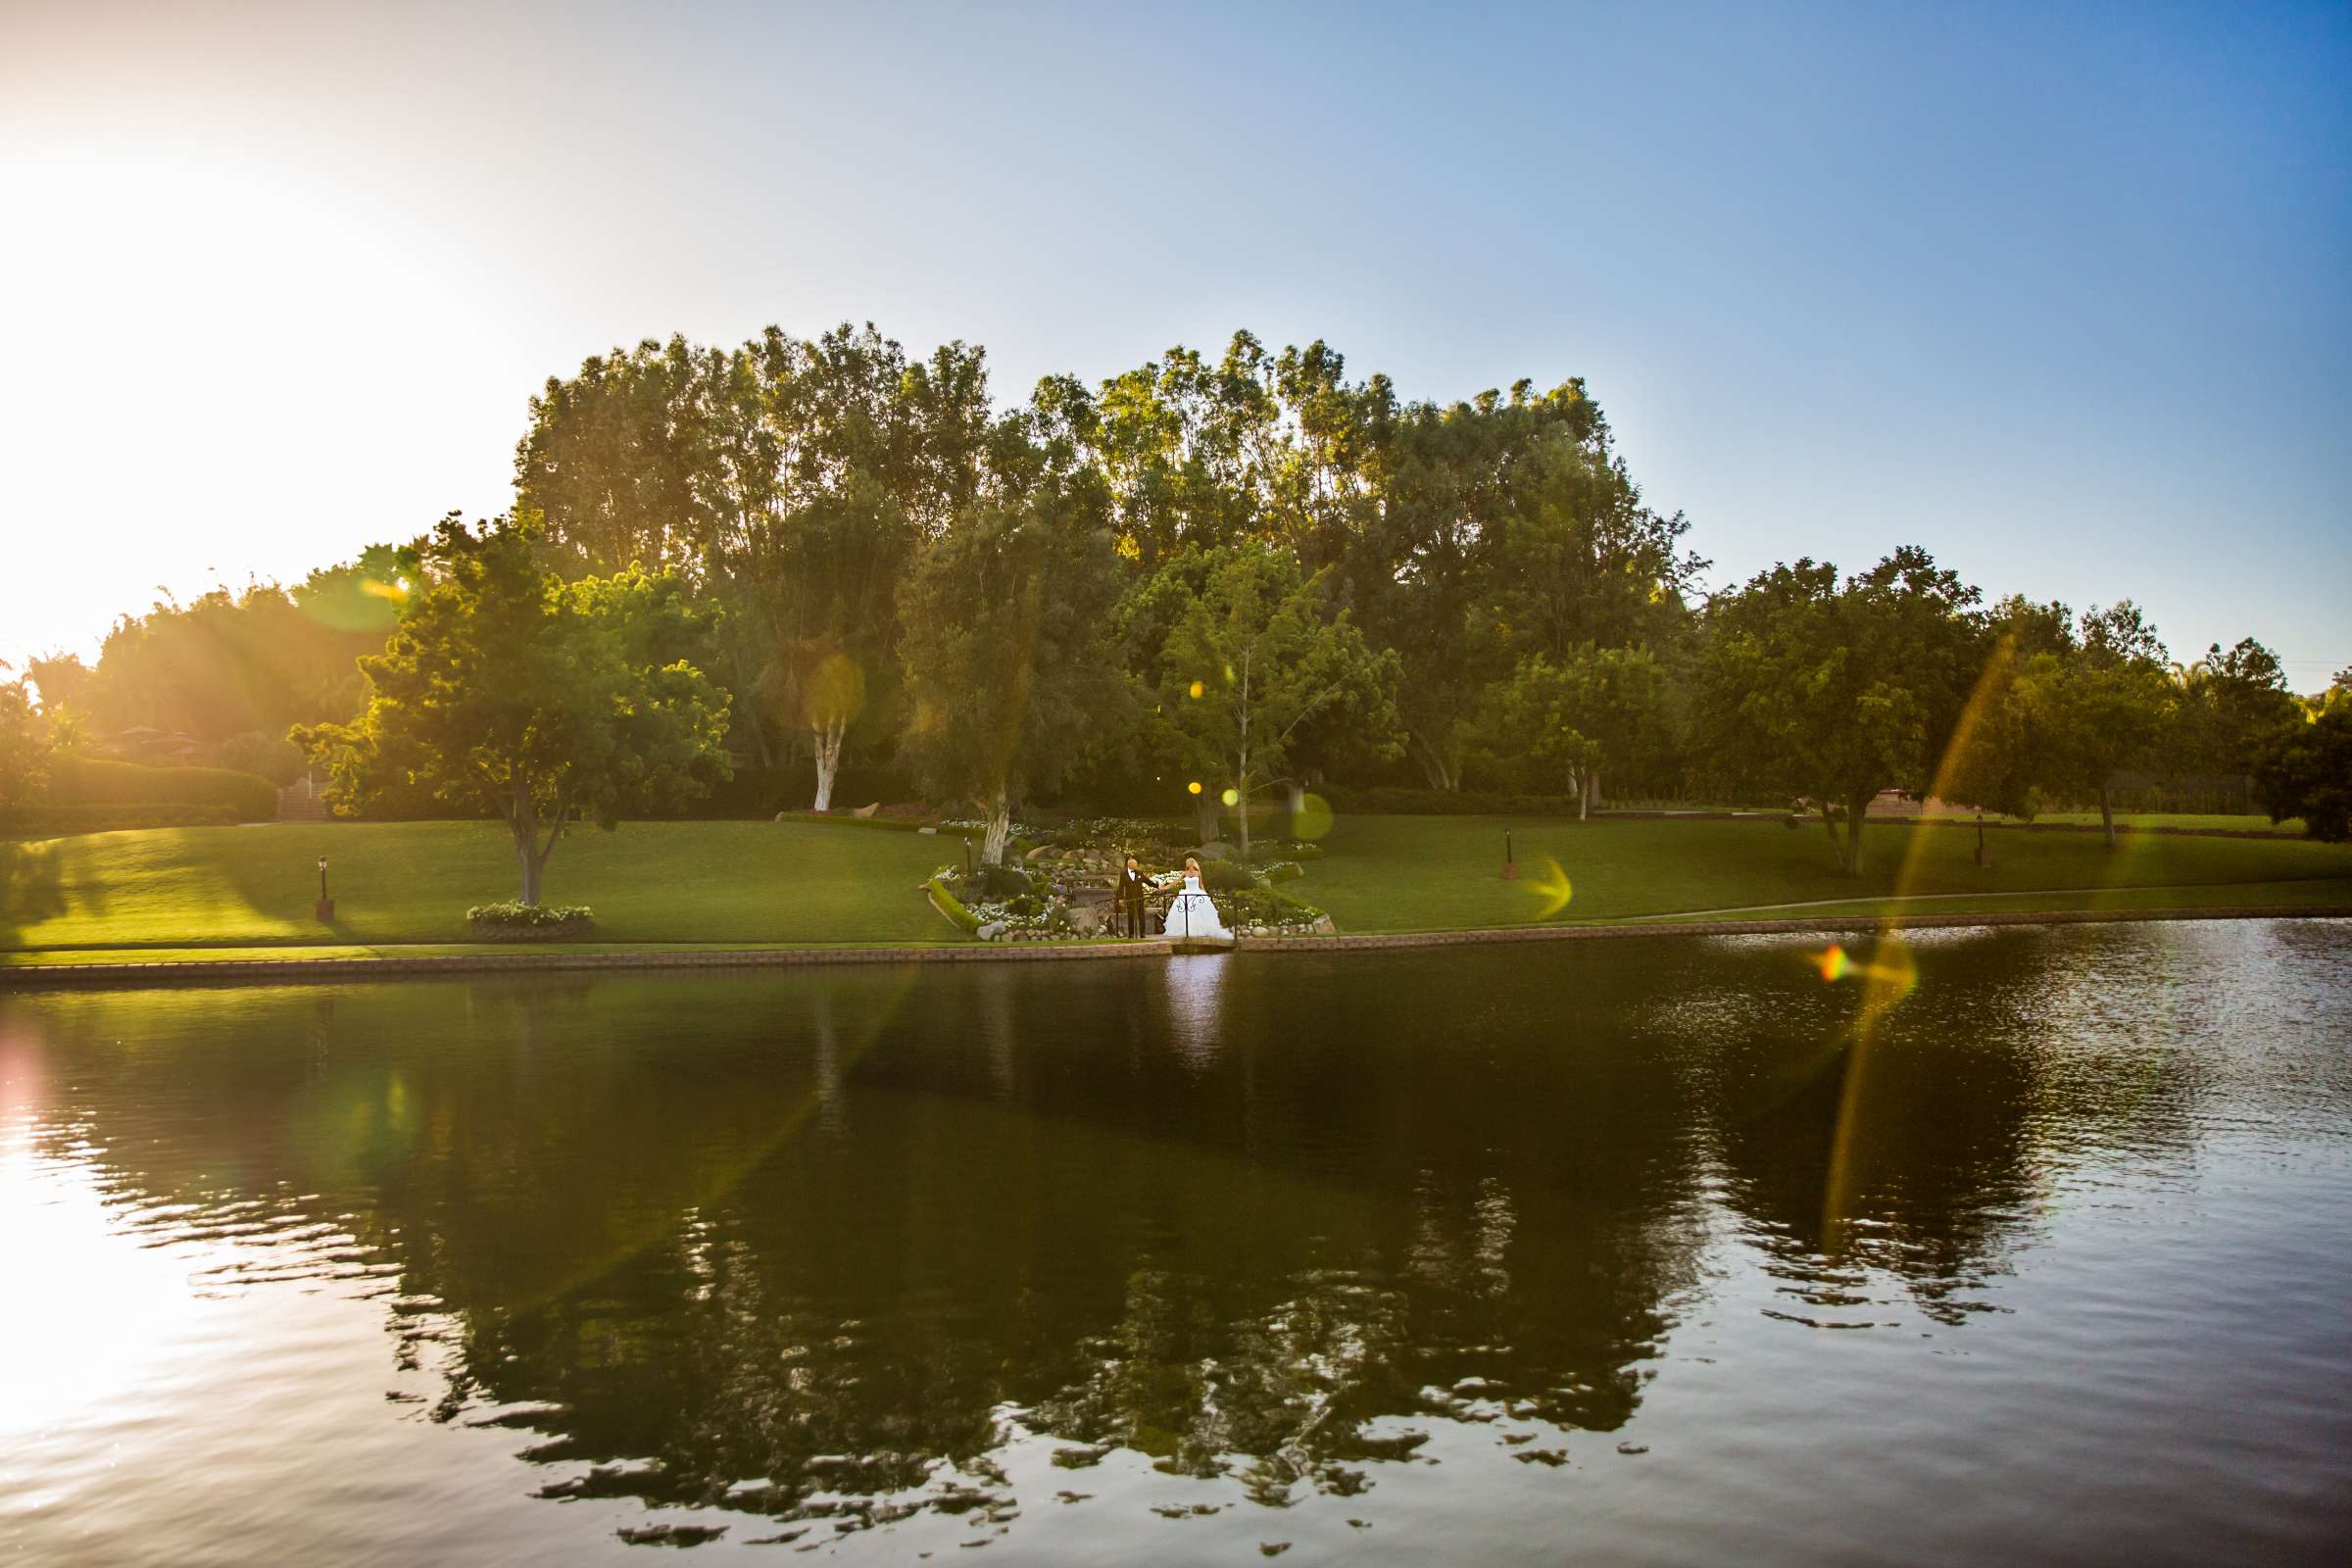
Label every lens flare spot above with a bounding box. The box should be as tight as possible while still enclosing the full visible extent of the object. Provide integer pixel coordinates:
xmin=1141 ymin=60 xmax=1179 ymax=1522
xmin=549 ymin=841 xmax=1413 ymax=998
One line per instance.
xmin=1521 ymin=855 xmax=1573 ymax=919
xmin=1187 ymin=780 xmax=1202 ymax=796
xmin=1810 ymin=944 xmax=1854 ymax=982
xmin=1188 ymin=680 xmax=1204 ymax=699
xmin=1219 ymin=788 xmax=1239 ymax=807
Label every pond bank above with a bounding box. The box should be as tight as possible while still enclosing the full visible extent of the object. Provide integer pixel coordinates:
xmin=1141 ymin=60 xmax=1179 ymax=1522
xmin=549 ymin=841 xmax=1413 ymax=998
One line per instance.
xmin=6 ymin=903 xmax=2344 ymax=989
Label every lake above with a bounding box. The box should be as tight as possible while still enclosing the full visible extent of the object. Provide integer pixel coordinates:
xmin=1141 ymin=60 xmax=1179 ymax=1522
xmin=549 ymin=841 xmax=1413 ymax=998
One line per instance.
xmin=3 ymin=919 xmax=2348 ymax=1565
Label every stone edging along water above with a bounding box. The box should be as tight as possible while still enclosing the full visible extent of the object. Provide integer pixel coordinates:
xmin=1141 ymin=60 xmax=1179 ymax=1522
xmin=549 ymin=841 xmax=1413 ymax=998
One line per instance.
xmin=2 ymin=904 xmax=2345 ymax=990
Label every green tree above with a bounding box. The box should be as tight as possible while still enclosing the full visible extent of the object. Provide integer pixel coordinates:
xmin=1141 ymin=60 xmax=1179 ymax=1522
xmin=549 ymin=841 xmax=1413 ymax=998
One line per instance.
xmin=295 ymin=515 xmax=731 ymax=906
xmin=1142 ymin=546 xmax=1400 ymax=855
xmin=1695 ymin=549 xmax=1984 ymax=875
xmin=2177 ymin=636 xmax=2301 ymax=778
xmin=0 ymin=671 xmax=52 ymax=809
xmin=2250 ymin=706 xmax=2352 ymax=842
xmin=895 ymin=431 xmax=1129 ymax=865
xmin=1474 ymin=644 xmax=1675 ymax=817
xmin=2004 ymin=602 xmax=2178 ymax=848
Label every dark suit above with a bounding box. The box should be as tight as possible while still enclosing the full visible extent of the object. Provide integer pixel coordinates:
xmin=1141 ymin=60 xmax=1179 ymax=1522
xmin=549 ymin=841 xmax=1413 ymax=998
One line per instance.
xmin=1116 ymin=867 xmax=1150 ymax=938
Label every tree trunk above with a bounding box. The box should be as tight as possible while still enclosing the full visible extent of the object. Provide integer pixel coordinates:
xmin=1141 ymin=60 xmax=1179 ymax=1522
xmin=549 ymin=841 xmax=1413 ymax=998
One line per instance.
xmin=1588 ymin=768 xmax=1601 ymax=816
xmin=980 ymin=792 xmax=1011 ymax=866
xmin=1411 ymin=734 xmax=1456 ymax=792
xmin=811 ymin=719 xmax=844 ymax=812
xmin=516 ymin=826 xmax=543 ymax=906
xmin=1819 ymin=800 xmax=1845 ymax=873
xmin=2097 ymin=783 xmax=2117 ymax=849
xmin=1843 ymin=790 xmax=1874 ymax=877
xmin=508 ymin=780 xmax=564 ymax=905
xmin=1236 ymin=783 xmax=1252 ymax=857
xmin=1194 ymin=792 xmax=1217 ymax=845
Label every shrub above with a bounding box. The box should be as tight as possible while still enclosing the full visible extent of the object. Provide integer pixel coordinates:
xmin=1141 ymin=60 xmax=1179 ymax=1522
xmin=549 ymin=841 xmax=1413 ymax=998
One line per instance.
xmin=466 ymin=902 xmax=595 ymax=941
xmin=211 ymin=731 xmax=308 ymax=786
xmin=466 ymin=901 xmax=594 ymax=925
xmin=0 ymin=804 xmax=240 ymax=836
xmin=1319 ymin=784 xmax=1589 ymax=816
xmin=47 ymin=754 xmax=278 ymax=820
xmin=1195 ymin=857 xmax=1257 ymax=892
xmin=926 ymin=875 xmax=982 ymax=934
xmin=976 ymin=861 xmax=1036 ymax=900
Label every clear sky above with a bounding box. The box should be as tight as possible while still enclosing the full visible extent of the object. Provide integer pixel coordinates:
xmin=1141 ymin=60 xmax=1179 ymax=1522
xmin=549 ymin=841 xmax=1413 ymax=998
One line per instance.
xmin=4 ymin=0 xmax=2347 ymax=687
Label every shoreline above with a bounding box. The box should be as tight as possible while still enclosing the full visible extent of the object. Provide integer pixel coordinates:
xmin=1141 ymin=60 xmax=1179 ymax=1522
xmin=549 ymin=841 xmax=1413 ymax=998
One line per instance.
xmin=4 ymin=903 xmax=2344 ymax=990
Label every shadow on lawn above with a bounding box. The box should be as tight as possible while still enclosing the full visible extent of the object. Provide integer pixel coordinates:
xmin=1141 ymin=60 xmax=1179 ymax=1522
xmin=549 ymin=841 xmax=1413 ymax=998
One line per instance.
xmin=0 ymin=838 xmax=81 ymax=947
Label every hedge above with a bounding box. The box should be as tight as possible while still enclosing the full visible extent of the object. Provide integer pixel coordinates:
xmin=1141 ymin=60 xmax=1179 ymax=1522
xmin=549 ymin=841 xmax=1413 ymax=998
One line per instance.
xmin=1311 ymin=785 xmax=1580 ymax=816
xmin=645 ymin=763 xmax=916 ymax=819
xmin=47 ymin=755 xmax=278 ymax=820
xmin=926 ymin=876 xmax=981 ymax=935
xmin=0 ymin=804 xmax=241 ymax=835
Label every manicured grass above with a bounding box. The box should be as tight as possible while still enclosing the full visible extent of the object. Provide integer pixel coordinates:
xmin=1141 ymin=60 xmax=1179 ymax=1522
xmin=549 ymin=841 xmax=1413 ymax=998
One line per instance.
xmin=1290 ymin=814 xmax=2352 ymax=933
xmin=6 ymin=815 xmax=2346 ymax=959
xmin=1955 ymin=810 xmax=2308 ymax=836
xmin=0 ymin=820 xmax=961 ymax=953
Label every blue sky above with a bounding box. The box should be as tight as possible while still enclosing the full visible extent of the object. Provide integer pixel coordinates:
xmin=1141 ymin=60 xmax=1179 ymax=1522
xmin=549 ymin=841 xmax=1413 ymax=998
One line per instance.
xmin=3 ymin=0 xmax=2346 ymax=684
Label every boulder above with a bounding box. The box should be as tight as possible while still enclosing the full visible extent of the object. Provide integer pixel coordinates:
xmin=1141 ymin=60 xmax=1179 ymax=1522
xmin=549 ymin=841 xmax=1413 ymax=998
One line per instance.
xmin=976 ymin=920 xmax=1008 ymax=942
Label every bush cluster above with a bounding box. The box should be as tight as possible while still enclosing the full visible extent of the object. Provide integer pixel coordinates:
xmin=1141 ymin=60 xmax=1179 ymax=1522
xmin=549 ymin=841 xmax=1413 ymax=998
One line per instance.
xmin=0 ymin=803 xmax=241 ymax=835
xmin=466 ymin=902 xmax=594 ymax=928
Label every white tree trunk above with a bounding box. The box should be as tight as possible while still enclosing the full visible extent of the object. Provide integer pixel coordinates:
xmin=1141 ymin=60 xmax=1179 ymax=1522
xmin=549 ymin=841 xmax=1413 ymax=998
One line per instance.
xmin=811 ymin=720 xmax=844 ymax=812
xmin=981 ymin=793 xmax=1012 ymax=866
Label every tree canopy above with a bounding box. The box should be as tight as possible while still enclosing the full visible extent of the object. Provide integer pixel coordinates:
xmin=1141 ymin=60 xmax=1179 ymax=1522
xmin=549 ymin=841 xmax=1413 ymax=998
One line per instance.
xmin=295 ymin=515 xmax=732 ymax=904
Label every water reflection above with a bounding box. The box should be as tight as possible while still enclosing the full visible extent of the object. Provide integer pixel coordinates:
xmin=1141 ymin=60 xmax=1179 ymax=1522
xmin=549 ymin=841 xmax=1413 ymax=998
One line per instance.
xmin=4 ymin=921 xmax=2350 ymax=1562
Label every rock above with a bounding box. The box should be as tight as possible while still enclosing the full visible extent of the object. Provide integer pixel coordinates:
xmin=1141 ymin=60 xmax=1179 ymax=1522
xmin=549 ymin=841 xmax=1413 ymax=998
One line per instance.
xmin=1195 ymin=841 xmax=1231 ymax=859
xmin=917 ymin=826 xmax=938 ymax=835
xmin=976 ymin=921 xmax=1007 ymax=942
xmin=774 ymin=812 xmax=790 ymax=822
xmin=1026 ymin=844 xmax=1056 ymax=861
xmin=852 ymin=802 xmax=880 ymax=818
xmin=1070 ymin=906 xmax=1102 ymax=935
xmin=1312 ymin=914 xmax=1337 ymax=935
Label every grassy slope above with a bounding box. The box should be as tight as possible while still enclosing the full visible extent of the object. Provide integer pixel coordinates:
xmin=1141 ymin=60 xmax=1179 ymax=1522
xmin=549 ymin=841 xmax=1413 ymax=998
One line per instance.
xmin=0 ymin=821 xmax=957 ymax=952
xmin=5 ymin=815 xmax=2346 ymax=960
xmin=1291 ymin=815 xmax=2352 ymax=933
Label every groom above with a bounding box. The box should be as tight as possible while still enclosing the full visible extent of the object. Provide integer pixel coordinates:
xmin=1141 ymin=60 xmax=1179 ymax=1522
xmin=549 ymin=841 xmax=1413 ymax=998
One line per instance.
xmin=1115 ymin=854 xmax=1152 ymax=939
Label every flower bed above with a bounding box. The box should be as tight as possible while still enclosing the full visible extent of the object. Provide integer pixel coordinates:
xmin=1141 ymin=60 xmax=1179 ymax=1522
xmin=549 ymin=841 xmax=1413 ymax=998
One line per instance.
xmin=465 ymin=902 xmax=596 ymax=942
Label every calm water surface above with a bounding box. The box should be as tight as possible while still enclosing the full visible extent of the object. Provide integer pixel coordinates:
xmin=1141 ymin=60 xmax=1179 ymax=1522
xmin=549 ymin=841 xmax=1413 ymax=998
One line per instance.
xmin=3 ymin=920 xmax=2349 ymax=1566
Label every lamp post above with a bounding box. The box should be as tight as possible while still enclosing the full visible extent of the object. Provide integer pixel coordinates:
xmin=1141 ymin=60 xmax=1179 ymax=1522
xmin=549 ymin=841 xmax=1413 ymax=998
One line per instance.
xmin=1502 ymin=827 xmax=1518 ymax=881
xmin=315 ymin=856 xmax=334 ymax=922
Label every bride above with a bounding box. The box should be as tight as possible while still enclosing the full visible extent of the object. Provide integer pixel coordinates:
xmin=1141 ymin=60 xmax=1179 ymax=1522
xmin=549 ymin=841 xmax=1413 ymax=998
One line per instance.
xmin=1164 ymin=856 xmax=1235 ymax=948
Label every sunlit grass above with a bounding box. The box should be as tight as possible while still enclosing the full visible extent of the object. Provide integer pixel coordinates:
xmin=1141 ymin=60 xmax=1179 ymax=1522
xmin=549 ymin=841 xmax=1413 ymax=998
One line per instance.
xmin=5 ymin=815 xmax=2346 ymax=957
xmin=1291 ymin=816 xmax=2352 ymax=933
xmin=0 ymin=821 xmax=956 ymax=952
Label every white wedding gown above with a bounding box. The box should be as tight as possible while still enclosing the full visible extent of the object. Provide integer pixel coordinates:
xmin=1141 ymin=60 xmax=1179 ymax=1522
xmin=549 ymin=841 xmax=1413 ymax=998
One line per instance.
xmin=1165 ymin=875 xmax=1233 ymax=945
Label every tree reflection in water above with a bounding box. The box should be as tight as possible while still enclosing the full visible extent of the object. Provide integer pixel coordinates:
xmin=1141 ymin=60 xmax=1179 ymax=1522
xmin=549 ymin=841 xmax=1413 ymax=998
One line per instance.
xmin=2 ymin=928 xmax=2230 ymax=1545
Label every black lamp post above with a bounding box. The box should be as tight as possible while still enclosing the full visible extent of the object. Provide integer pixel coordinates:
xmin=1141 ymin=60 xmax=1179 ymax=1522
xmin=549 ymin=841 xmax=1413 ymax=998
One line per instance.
xmin=1502 ymin=827 xmax=1518 ymax=881
xmin=316 ymin=856 xmax=334 ymax=922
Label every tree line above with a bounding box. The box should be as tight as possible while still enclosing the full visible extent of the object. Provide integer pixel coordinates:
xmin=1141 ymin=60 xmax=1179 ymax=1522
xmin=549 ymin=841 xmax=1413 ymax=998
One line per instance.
xmin=7 ymin=322 xmax=2347 ymax=892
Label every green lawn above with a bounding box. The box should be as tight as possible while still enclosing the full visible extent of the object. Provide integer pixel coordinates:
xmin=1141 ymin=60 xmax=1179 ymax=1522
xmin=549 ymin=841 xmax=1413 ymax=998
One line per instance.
xmin=0 ymin=820 xmax=961 ymax=953
xmin=1962 ymin=810 xmax=2307 ymax=836
xmin=1290 ymin=814 xmax=2352 ymax=933
xmin=5 ymin=814 xmax=2346 ymax=961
